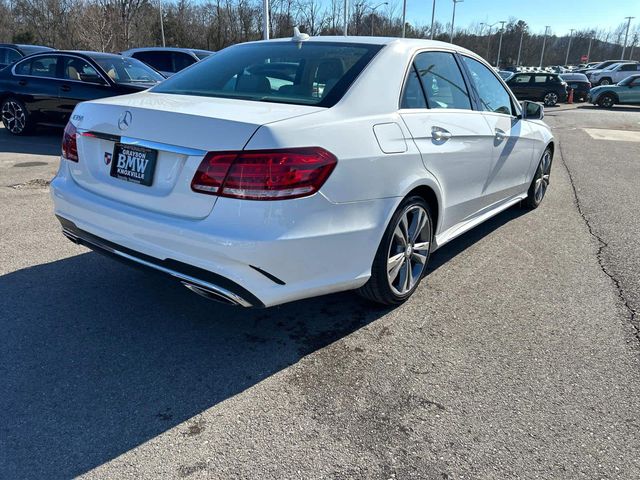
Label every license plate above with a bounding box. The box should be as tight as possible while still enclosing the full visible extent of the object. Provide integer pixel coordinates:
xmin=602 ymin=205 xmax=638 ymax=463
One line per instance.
xmin=110 ymin=144 xmax=157 ymax=186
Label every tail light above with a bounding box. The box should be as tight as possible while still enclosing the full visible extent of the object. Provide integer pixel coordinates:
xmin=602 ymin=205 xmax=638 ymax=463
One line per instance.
xmin=191 ymin=147 xmax=337 ymax=200
xmin=61 ymin=121 xmax=79 ymax=162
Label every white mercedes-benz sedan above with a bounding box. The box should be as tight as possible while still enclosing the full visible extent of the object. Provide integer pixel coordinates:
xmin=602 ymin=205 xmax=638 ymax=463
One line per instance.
xmin=51 ymin=35 xmax=554 ymax=308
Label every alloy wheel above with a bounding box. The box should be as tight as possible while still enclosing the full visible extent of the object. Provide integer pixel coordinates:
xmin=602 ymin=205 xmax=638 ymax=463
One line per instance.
xmin=544 ymin=93 xmax=558 ymax=106
xmin=534 ymin=149 xmax=552 ymax=204
xmin=600 ymin=95 xmax=614 ymax=108
xmin=387 ymin=205 xmax=430 ymax=296
xmin=600 ymin=79 xmax=610 ymax=85
xmin=1 ymin=101 xmax=26 ymax=134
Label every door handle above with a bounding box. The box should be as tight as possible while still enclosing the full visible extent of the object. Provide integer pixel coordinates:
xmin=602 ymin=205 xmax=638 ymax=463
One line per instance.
xmin=494 ymin=128 xmax=507 ymax=142
xmin=60 ymin=85 xmax=71 ymax=92
xmin=18 ymin=80 xmax=27 ymax=86
xmin=431 ymin=126 xmax=452 ymax=142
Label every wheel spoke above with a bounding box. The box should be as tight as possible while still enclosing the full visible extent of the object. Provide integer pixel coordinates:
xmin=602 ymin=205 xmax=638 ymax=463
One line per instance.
xmin=413 ymin=241 xmax=430 ymax=252
xmin=409 ymin=208 xmax=427 ymax=244
xmin=387 ymin=253 xmax=405 ymax=282
xmin=402 ymin=259 xmax=411 ymax=292
xmin=411 ymin=252 xmax=427 ymax=265
xmin=393 ymin=225 xmax=407 ymax=247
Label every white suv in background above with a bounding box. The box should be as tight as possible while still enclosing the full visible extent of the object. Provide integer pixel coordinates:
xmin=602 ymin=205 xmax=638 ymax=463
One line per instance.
xmin=590 ymin=62 xmax=640 ymax=85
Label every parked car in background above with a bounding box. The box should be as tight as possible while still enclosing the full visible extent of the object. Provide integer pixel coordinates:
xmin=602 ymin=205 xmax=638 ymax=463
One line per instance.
xmin=0 ymin=50 xmax=164 ymax=134
xmin=583 ymin=60 xmax=638 ymax=78
xmin=51 ymin=37 xmax=553 ymax=308
xmin=0 ymin=43 xmax=54 ymax=69
xmin=559 ymin=72 xmax=591 ymax=101
xmin=121 ymin=47 xmax=215 ymax=77
xmin=506 ymin=72 xmax=568 ymax=106
xmin=575 ymin=61 xmax=600 ymax=73
xmin=588 ymin=74 xmax=640 ymax=108
xmin=589 ymin=62 xmax=640 ymax=86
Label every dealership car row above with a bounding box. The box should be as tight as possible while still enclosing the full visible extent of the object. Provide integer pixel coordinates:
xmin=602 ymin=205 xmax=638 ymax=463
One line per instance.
xmin=1 ymin=40 xmax=639 ymax=136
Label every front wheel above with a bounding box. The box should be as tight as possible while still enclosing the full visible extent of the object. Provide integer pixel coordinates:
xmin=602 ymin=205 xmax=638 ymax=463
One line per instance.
xmin=523 ymin=148 xmax=553 ymax=209
xmin=543 ymin=92 xmax=558 ymax=106
xmin=1 ymin=98 xmax=32 ymax=135
xmin=358 ymin=196 xmax=433 ymax=305
xmin=598 ymin=78 xmax=611 ymax=86
xmin=597 ymin=94 xmax=615 ymax=108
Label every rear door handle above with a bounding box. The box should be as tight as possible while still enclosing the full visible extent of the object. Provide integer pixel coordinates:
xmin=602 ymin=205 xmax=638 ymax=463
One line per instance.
xmin=60 ymin=84 xmax=71 ymax=92
xmin=494 ymin=128 xmax=507 ymax=142
xmin=431 ymin=126 xmax=452 ymax=142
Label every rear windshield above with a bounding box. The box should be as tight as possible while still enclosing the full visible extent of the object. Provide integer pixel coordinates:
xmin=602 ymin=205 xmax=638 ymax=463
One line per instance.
xmin=152 ymin=41 xmax=383 ymax=107
xmin=91 ymin=55 xmax=165 ymax=84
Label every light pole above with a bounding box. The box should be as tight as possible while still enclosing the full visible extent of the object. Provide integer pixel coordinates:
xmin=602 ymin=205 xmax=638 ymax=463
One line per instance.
xmin=401 ymin=0 xmax=407 ymax=37
xmin=481 ymin=21 xmax=499 ymax=62
xmin=263 ymin=0 xmax=270 ymax=40
xmin=450 ymin=0 xmax=463 ymax=43
xmin=631 ymin=33 xmax=638 ymax=61
xmin=360 ymin=2 xmax=387 ymax=36
xmin=586 ymin=30 xmax=595 ymax=62
xmin=159 ymin=0 xmax=166 ymax=47
xmin=516 ymin=28 xmax=525 ymax=66
xmin=539 ymin=25 xmax=550 ymax=69
xmin=430 ymin=0 xmax=437 ymax=40
xmin=564 ymin=28 xmax=575 ymax=65
xmin=344 ymin=0 xmax=348 ymax=35
xmin=621 ymin=16 xmax=635 ymax=60
xmin=495 ymin=20 xmax=506 ymax=68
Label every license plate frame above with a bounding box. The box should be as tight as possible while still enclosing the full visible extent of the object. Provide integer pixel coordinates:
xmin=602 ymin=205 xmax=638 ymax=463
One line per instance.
xmin=110 ymin=143 xmax=158 ymax=187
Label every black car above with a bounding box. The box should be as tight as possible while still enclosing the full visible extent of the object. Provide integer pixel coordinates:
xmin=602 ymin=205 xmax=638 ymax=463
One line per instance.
xmin=559 ymin=73 xmax=591 ymax=102
xmin=0 ymin=50 xmax=164 ymax=135
xmin=0 ymin=43 xmax=54 ymax=69
xmin=506 ymin=72 xmax=568 ymax=106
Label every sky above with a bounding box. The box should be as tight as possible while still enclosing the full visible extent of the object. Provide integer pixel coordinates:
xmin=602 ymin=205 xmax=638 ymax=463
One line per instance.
xmin=403 ymin=0 xmax=639 ymax=36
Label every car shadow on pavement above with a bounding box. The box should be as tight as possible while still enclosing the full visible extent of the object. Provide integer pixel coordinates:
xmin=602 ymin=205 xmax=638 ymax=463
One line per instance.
xmin=0 ymin=125 xmax=62 ymax=156
xmin=0 ymin=203 xmax=526 ymax=479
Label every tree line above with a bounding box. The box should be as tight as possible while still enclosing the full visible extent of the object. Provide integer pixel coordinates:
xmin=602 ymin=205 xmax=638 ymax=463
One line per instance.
xmin=0 ymin=0 xmax=638 ymax=66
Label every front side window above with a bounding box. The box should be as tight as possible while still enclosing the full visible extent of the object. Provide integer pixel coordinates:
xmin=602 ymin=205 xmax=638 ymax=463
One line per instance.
xmin=462 ymin=56 xmax=513 ymax=116
xmin=413 ymin=51 xmax=471 ymax=110
xmin=15 ymin=55 xmax=58 ymax=78
xmin=152 ymin=42 xmax=382 ymax=107
xmin=61 ymin=57 xmax=103 ymax=83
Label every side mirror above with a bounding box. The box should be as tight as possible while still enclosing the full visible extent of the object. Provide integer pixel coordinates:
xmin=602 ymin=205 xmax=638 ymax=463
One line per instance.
xmin=521 ymin=100 xmax=544 ymax=120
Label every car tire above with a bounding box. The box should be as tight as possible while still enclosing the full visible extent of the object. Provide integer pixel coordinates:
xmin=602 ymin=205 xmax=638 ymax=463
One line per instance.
xmin=1 ymin=97 xmax=33 ymax=135
xmin=543 ymin=92 xmax=558 ymax=106
xmin=598 ymin=78 xmax=612 ymax=86
xmin=523 ymin=147 xmax=553 ymax=209
xmin=597 ymin=94 xmax=615 ymax=108
xmin=358 ymin=195 xmax=433 ymax=306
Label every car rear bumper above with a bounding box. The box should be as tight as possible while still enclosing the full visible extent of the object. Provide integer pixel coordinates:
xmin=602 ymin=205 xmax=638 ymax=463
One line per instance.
xmin=51 ymin=160 xmax=397 ymax=307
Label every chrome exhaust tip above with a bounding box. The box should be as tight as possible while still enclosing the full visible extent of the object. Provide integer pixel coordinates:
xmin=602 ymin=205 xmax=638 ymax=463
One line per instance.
xmin=181 ymin=281 xmax=247 ymax=306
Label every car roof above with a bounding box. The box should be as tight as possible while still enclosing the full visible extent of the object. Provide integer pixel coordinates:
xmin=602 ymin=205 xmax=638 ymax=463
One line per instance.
xmin=0 ymin=43 xmax=53 ymax=52
xmin=122 ymin=47 xmax=215 ymax=54
xmin=559 ymin=73 xmax=589 ymax=81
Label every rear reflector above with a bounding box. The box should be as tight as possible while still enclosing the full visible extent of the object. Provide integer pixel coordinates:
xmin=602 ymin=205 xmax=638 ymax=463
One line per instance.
xmin=61 ymin=121 xmax=79 ymax=162
xmin=191 ymin=148 xmax=337 ymax=200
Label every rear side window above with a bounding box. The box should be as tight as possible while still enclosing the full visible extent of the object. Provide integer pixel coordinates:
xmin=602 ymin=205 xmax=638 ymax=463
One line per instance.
xmin=413 ymin=52 xmax=471 ymax=110
xmin=134 ymin=51 xmax=172 ymax=72
xmin=533 ymin=75 xmax=548 ymax=84
xmin=461 ymin=56 xmax=513 ymax=116
xmin=400 ymin=65 xmax=427 ymax=108
xmin=0 ymin=47 xmax=21 ymax=66
xmin=15 ymin=55 xmax=58 ymax=78
xmin=153 ymin=42 xmax=382 ymax=107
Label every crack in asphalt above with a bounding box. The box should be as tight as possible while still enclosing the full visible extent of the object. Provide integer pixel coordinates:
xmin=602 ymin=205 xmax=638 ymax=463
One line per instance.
xmin=558 ymin=142 xmax=640 ymax=347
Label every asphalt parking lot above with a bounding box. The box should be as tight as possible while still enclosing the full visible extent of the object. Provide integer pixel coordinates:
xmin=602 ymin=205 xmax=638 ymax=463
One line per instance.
xmin=1 ymin=105 xmax=640 ymax=479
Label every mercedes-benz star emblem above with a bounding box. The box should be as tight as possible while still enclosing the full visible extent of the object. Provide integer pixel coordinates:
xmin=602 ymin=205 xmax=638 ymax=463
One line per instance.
xmin=118 ymin=111 xmax=132 ymax=131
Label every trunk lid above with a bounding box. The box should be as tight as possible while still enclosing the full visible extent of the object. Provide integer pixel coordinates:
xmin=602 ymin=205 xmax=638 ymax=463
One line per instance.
xmin=69 ymin=92 xmax=323 ymax=219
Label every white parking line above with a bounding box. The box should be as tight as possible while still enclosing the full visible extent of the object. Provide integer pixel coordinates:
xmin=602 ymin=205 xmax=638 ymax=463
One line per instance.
xmin=584 ymin=128 xmax=640 ymax=142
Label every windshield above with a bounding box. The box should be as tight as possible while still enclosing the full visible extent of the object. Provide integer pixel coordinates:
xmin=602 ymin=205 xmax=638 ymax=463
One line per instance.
xmin=152 ymin=41 xmax=383 ymax=107
xmin=603 ymin=63 xmax=621 ymax=71
xmin=91 ymin=56 xmax=164 ymax=84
